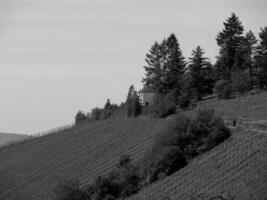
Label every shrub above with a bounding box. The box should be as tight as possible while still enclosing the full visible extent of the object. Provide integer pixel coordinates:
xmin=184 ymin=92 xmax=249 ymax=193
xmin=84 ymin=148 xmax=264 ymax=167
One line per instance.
xmin=214 ymin=79 xmax=232 ymax=99
xmin=231 ymin=72 xmax=251 ymax=95
xmin=75 ymin=111 xmax=87 ymax=124
xmin=141 ymin=146 xmax=187 ymax=184
xmin=150 ymin=92 xmax=176 ymax=117
xmin=54 ymin=179 xmax=88 ymax=200
xmin=91 ymin=107 xmax=103 ymax=121
xmin=188 ymin=109 xmax=231 ymax=155
xmin=152 ymin=109 xmax=230 ymax=160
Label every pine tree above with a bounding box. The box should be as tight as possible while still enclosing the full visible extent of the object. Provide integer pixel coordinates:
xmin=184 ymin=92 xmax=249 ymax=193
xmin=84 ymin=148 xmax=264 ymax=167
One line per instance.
xmin=126 ymin=85 xmax=135 ymax=117
xmin=242 ymin=30 xmax=257 ymax=82
xmin=143 ymin=41 xmax=166 ymax=93
xmin=164 ymin=33 xmax=186 ymax=94
xmin=104 ymin=98 xmax=111 ymax=109
xmin=216 ymin=13 xmax=244 ymax=79
xmin=256 ymin=27 xmax=267 ymax=88
xmin=189 ymin=46 xmax=208 ymax=100
xmin=143 ymin=34 xmax=185 ymax=96
xmin=131 ymin=91 xmax=142 ymax=117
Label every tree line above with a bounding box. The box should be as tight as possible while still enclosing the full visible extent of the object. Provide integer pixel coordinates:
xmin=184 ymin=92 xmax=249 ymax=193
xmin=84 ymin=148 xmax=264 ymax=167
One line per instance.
xmin=75 ymin=13 xmax=267 ymax=123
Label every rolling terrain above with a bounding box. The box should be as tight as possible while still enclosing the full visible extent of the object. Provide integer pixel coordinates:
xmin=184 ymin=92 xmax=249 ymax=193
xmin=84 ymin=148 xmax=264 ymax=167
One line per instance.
xmin=0 ymin=92 xmax=267 ymax=200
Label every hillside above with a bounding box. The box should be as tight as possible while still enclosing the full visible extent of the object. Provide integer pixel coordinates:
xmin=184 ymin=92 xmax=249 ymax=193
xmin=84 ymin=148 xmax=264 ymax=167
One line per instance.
xmin=126 ymin=126 xmax=267 ymax=200
xmin=0 ymin=118 xmax=164 ymax=200
xmin=0 ymin=93 xmax=266 ymax=200
xmin=0 ymin=132 xmax=28 ymax=147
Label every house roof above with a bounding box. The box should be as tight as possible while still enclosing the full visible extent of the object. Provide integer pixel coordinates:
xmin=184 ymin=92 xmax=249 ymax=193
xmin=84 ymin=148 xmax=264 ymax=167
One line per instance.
xmin=138 ymin=85 xmax=155 ymax=93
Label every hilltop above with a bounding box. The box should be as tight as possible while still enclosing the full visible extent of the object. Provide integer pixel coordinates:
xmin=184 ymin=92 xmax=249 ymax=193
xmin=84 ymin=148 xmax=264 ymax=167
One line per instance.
xmin=0 ymin=92 xmax=266 ymax=200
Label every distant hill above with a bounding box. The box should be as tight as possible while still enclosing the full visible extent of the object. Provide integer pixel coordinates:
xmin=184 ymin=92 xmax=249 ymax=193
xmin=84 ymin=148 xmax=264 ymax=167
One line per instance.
xmin=0 ymin=132 xmax=29 ymax=147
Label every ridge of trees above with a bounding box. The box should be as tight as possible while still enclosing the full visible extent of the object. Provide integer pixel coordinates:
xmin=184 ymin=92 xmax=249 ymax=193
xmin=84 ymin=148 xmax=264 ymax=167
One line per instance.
xmin=75 ymin=13 xmax=267 ymax=121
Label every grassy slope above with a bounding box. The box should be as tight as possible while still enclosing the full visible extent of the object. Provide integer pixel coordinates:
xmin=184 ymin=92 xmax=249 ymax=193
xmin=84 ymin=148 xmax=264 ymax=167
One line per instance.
xmin=0 ymin=133 xmax=28 ymax=147
xmin=0 ymin=92 xmax=266 ymax=200
xmin=0 ymin=118 xmax=164 ymax=200
xmin=191 ymin=92 xmax=267 ymax=121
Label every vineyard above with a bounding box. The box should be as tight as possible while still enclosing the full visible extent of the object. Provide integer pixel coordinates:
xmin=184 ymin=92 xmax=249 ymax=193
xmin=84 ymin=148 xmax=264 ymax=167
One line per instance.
xmin=126 ymin=125 xmax=267 ymax=200
xmin=0 ymin=118 xmax=164 ymax=200
xmin=0 ymin=93 xmax=267 ymax=200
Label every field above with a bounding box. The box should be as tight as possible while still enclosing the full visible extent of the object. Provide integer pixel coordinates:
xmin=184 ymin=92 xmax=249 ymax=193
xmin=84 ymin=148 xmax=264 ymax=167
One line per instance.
xmin=0 ymin=92 xmax=267 ymax=200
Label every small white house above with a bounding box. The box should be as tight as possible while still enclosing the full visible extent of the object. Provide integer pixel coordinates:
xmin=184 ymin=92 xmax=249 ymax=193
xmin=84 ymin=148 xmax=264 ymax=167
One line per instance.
xmin=138 ymin=85 xmax=155 ymax=106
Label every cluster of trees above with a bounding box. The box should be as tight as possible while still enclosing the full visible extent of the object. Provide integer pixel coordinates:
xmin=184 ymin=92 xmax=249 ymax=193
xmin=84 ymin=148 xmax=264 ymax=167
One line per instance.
xmin=143 ymin=13 xmax=267 ymax=108
xmin=75 ymin=85 xmax=142 ymax=124
xmin=58 ymin=110 xmax=231 ymax=200
xmin=75 ymin=13 xmax=267 ymax=122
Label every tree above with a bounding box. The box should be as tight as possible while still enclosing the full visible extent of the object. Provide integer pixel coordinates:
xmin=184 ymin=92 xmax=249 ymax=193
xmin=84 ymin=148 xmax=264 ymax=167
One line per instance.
xmin=75 ymin=111 xmax=87 ymax=124
xmin=164 ymin=33 xmax=186 ymax=95
xmin=189 ymin=46 xmax=209 ymax=100
xmin=216 ymin=13 xmax=244 ymax=79
xmin=244 ymin=30 xmax=257 ymax=79
xmin=143 ymin=34 xmax=185 ymax=97
xmin=143 ymin=41 xmax=166 ymax=93
xmin=104 ymin=98 xmax=111 ymax=109
xmin=126 ymin=85 xmax=141 ymax=117
xmin=256 ymin=27 xmax=267 ymax=88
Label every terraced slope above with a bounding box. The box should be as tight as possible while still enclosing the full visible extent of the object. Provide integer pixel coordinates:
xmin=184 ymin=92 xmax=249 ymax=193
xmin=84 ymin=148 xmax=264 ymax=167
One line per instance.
xmin=0 ymin=118 xmax=164 ymax=200
xmin=126 ymin=126 xmax=267 ymax=200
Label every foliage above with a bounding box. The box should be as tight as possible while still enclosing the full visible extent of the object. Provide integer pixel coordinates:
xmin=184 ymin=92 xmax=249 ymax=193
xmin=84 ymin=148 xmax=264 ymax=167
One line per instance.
xmin=216 ymin=13 xmax=244 ymax=79
xmin=214 ymin=80 xmax=232 ymax=99
xmin=230 ymin=72 xmax=251 ymax=95
xmin=150 ymin=91 xmax=176 ymax=117
xmin=141 ymin=146 xmax=187 ymax=184
xmin=152 ymin=110 xmax=230 ymax=159
xmin=75 ymin=111 xmax=87 ymax=124
xmin=54 ymin=179 xmax=88 ymax=200
xmin=256 ymin=27 xmax=267 ymax=89
xmin=143 ymin=33 xmax=185 ymax=94
xmin=189 ymin=46 xmax=210 ymax=100
xmin=91 ymin=107 xmax=103 ymax=121
xmin=126 ymin=85 xmax=142 ymax=117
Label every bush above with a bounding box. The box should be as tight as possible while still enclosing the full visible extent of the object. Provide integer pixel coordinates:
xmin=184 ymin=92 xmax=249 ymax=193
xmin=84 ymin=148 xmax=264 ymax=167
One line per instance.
xmin=150 ymin=92 xmax=176 ymax=117
xmin=141 ymin=146 xmax=187 ymax=184
xmin=152 ymin=109 xmax=230 ymax=160
xmin=75 ymin=111 xmax=87 ymax=124
xmin=214 ymin=80 xmax=232 ymax=99
xmin=54 ymin=179 xmax=88 ymax=200
xmin=231 ymin=72 xmax=251 ymax=95
xmin=91 ymin=107 xmax=103 ymax=121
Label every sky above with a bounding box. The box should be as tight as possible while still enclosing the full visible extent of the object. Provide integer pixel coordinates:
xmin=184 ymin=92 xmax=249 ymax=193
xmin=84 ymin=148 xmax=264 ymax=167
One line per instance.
xmin=0 ymin=0 xmax=266 ymax=135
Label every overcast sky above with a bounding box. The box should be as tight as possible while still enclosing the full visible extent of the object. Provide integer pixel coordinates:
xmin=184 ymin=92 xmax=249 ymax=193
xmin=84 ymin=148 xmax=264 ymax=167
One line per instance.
xmin=0 ymin=0 xmax=266 ymax=135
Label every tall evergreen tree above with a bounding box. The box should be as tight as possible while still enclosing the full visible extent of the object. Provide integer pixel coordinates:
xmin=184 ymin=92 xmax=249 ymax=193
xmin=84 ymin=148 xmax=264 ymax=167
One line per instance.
xmin=126 ymin=85 xmax=141 ymax=117
xmin=164 ymin=33 xmax=186 ymax=93
xmin=256 ymin=27 xmax=267 ymax=88
xmin=189 ymin=46 xmax=208 ymax=100
xmin=242 ymin=30 xmax=257 ymax=81
xmin=143 ymin=34 xmax=185 ymax=96
xmin=216 ymin=13 xmax=244 ymax=79
xmin=143 ymin=41 xmax=166 ymax=93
